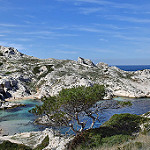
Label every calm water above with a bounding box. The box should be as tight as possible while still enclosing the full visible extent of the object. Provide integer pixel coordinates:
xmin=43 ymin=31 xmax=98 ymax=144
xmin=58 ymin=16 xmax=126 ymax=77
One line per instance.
xmin=0 ymin=99 xmax=47 ymax=135
xmin=116 ymin=65 xmax=150 ymax=71
xmin=1 ymin=65 xmax=150 ymax=135
xmin=0 ymin=98 xmax=150 ymax=135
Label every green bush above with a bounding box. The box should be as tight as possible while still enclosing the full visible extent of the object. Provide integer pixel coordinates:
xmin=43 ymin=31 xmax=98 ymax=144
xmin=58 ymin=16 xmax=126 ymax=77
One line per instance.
xmin=102 ymin=134 xmax=131 ymax=147
xmin=117 ymin=101 xmax=132 ymax=107
xmin=103 ymin=113 xmax=148 ymax=134
xmin=30 ymin=84 xmax=105 ymax=134
xmin=0 ymin=52 xmax=3 ymax=56
xmin=5 ymin=71 xmax=12 ymax=75
xmin=34 ymin=135 xmax=49 ymax=150
xmin=121 ymin=141 xmax=143 ymax=150
xmin=0 ymin=62 xmax=3 ymax=66
xmin=0 ymin=141 xmax=32 ymax=150
xmin=33 ymin=66 xmax=40 ymax=74
xmin=68 ymin=113 xmax=149 ymax=150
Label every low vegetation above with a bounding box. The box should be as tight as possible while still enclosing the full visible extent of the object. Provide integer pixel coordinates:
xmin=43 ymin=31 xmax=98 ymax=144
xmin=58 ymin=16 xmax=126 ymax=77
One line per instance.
xmin=34 ymin=135 xmax=49 ymax=150
xmin=30 ymin=84 xmax=105 ymax=134
xmin=0 ymin=141 xmax=32 ymax=150
xmin=68 ymin=113 xmax=149 ymax=150
xmin=33 ymin=66 xmax=41 ymax=74
xmin=0 ymin=135 xmax=49 ymax=150
xmin=117 ymin=101 xmax=132 ymax=107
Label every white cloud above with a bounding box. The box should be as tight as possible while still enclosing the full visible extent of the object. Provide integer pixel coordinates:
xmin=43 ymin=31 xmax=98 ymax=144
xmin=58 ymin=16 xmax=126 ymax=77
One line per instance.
xmin=99 ymin=38 xmax=108 ymax=42
xmin=76 ymin=0 xmax=138 ymax=10
xmin=79 ymin=7 xmax=104 ymax=14
xmin=93 ymin=48 xmax=116 ymax=53
xmin=0 ymin=41 xmax=26 ymax=50
xmin=114 ymin=34 xmax=150 ymax=42
xmin=136 ymin=49 xmax=150 ymax=54
xmin=0 ymin=23 xmax=18 ymax=27
xmin=75 ymin=27 xmax=104 ymax=33
xmin=106 ymin=15 xmax=150 ymax=23
xmin=55 ymin=50 xmax=78 ymax=54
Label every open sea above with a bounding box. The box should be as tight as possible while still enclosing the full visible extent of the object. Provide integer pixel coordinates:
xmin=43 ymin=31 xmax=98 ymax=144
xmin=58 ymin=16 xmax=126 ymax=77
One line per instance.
xmin=115 ymin=65 xmax=150 ymax=71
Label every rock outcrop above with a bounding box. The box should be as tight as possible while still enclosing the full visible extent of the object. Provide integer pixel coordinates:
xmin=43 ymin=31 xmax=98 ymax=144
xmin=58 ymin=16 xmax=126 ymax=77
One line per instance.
xmin=0 ymin=128 xmax=73 ymax=150
xmin=0 ymin=101 xmax=24 ymax=109
xmin=0 ymin=45 xmax=150 ymax=101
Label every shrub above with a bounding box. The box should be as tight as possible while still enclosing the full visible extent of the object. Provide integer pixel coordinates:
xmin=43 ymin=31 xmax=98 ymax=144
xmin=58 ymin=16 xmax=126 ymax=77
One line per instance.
xmin=0 ymin=141 xmax=32 ymax=150
xmin=5 ymin=71 xmax=12 ymax=75
xmin=117 ymin=101 xmax=132 ymax=107
xmin=68 ymin=113 xmax=149 ymax=150
xmin=33 ymin=66 xmax=40 ymax=74
xmin=0 ymin=62 xmax=3 ymax=66
xmin=30 ymin=84 xmax=105 ymax=134
xmin=34 ymin=135 xmax=49 ymax=150
xmin=103 ymin=113 xmax=148 ymax=134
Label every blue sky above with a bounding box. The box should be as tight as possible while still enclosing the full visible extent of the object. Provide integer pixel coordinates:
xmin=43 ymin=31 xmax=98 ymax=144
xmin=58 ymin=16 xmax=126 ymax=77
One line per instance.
xmin=0 ymin=0 xmax=150 ymax=65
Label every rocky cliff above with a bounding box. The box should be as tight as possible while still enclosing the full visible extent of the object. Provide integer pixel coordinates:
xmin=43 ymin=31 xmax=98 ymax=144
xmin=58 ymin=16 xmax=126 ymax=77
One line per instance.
xmin=0 ymin=45 xmax=150 ymax=101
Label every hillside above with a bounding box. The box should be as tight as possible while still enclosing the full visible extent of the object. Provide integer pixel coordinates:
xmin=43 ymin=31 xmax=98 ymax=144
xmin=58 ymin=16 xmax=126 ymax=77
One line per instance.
xmin=0 ymin=45 xmax=150 ymax=101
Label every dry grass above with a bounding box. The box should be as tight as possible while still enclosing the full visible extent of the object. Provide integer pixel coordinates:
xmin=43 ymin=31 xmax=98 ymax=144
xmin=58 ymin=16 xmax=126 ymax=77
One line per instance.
xmin=92 ymin=133 xmax=150 ymax=150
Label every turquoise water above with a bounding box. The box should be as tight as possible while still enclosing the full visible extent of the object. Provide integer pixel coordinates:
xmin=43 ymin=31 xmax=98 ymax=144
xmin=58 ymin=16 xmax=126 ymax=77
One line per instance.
xmin=0 ymin=98 xmax=150 ymax=135
xmin=0 ymin=99 xmax=46 ymax=135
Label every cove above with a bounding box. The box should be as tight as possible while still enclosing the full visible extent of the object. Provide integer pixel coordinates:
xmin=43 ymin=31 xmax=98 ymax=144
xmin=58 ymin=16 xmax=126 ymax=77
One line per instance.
xmin=93 ymin=97 xmax=150 ymax=128
xmin=0 ymin=99 xmax=48 ymax=135
xmin=0 ymin=98 xmax=150 ymax=135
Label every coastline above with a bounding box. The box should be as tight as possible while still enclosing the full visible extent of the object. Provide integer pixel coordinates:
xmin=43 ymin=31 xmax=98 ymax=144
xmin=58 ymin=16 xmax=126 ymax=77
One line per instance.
xmin=5 ymin=94 xmax=40 ymax=102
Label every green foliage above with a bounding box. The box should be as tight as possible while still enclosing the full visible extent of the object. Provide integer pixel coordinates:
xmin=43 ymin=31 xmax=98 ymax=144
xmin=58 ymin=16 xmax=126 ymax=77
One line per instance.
xmin=102 ymin=134 xmax=131 ymax=147
xmin=31 ymin=84 xmax=105 ymax=115
xmin=54 ymin=63 xmax=63 ymax=68
xmin=121 ymin=141 xmax=143 ymax=150
xmin=56 ymin=71 xmax=68 ymax=77
xmin=116 ymin=71 xmax=133 ymax=79
xmin=68 ymin=113 xmax=148 ymax=150
xmin=0 ymin=141 xmax=32 ymax=150
xmin=33 ymin=66 xmax=40 ymax=74
xmin=31 ymin=84 xmax=105 ymax=133
xmin=0 ymin=62 xmax=3 ymax=66
xmin=37 ymin=65 xmax=53 ymax=79
xmin=117 ymin=101 xmax=132 ymax=107
xmin=69 ymin=127 xmax=132 ymax=150
xmin=34 ymin=135 xmax=49 ymax=150
xmin=143 ymin=111 xmax=150 ymax=116
xmin=103 ymin=113 xmax=148 ymax=134
xmin=0 ymin=136 xmax=49 ymax=150
xmin=45 ymin=65 xmax=53 ymax=72
xmin=58 ymin=84 xmax=105 ymax=109
xmin=0 ymin=52 xmax=3 ymax=56
xmin=18 ymin=58 xmax=40 ymax=64
xmin=5 ymin=71 xmax=12 ymax=75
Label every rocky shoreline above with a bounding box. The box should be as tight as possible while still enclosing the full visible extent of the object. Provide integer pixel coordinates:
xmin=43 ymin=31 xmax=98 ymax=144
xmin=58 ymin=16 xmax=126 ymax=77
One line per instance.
xmin=0 ymin=100 xmax=25 ymax=110
xmin=0 ymin=128 xmax=73 ymax=150
xmin=0 ymin=45 xmax=150 ymax=101
xmin=0 ymin=111 xmax=149 ymax=150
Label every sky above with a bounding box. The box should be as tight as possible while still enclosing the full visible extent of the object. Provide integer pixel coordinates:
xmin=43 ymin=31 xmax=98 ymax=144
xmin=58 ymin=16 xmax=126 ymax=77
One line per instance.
xmin=0 ymin=0 xmax=150 ymax=65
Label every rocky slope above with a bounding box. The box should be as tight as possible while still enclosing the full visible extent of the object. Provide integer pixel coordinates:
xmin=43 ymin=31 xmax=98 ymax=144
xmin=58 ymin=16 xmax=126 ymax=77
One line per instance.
xmin=0 ymin=128 xmax=72 ymax=150
xmin=0 ymin=45 xmax=150 ymax=102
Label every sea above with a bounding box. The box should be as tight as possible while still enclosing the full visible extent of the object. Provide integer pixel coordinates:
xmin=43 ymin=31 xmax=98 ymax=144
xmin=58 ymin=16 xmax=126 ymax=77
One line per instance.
xmin=1 ymin=65 xmax=150 ymax=135
xmin=114 ymin=65 xmax=150 ymax=71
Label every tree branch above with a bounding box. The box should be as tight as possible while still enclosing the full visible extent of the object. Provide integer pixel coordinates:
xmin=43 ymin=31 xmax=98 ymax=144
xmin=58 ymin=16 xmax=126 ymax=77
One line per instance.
xmin=75 ymin=112 xmax=85 ymax=132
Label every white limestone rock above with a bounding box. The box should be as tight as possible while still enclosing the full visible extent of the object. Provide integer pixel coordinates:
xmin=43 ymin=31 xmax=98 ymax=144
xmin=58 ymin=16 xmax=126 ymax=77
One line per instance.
xmin=77 ymin=57 xmax=96 ymax=67
xmin=1 ymin=45 xmax=150 ymax=100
